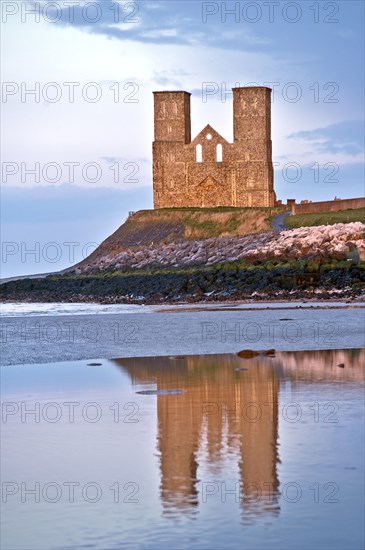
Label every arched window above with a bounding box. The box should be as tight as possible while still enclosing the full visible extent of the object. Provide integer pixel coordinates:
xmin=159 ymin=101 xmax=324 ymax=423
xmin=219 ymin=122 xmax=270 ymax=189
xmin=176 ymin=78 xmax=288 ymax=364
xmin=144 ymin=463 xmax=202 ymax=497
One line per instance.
xmin=196 ymin=144 xmax=202 ymax=162
xmin=216 ymin=143 xmax=223 ymax=162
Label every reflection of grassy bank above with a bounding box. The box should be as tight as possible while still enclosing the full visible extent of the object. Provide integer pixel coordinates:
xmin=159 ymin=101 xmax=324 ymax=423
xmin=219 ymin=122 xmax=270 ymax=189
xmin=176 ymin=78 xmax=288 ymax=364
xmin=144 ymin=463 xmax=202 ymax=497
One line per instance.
xmin=286 ymin=208 xmax=365 ymax=228
xmin=1 ymin=260 xmax=364 ymax=303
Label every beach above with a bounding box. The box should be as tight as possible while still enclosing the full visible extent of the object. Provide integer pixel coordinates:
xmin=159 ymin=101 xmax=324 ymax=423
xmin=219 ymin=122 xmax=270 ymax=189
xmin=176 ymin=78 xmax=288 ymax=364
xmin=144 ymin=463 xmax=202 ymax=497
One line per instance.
xmin=1 ymin=301 xmax=365 ymax=366
xmin=1 ymin=301 xmax=365 ymax=549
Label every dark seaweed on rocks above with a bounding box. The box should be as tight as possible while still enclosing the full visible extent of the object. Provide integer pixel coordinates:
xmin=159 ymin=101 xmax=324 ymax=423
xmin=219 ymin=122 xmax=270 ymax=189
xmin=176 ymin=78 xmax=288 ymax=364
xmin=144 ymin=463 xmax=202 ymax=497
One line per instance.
xmin=1 ymin=264 xmax=365 ymax=304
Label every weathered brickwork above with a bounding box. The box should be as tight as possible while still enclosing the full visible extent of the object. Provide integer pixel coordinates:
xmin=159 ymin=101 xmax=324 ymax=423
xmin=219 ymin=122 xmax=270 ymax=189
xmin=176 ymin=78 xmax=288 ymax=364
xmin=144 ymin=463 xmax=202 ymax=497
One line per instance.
xmin=153 ymin=87 xmax=276 ymax=208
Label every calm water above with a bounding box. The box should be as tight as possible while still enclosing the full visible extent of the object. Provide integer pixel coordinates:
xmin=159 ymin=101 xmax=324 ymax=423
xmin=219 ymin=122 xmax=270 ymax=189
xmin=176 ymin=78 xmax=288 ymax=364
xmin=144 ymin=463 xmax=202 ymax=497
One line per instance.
xmin=1 ymin=350 xmax=364 ymax=549
xmin=1 ymin=301 xmax=364 ymax=317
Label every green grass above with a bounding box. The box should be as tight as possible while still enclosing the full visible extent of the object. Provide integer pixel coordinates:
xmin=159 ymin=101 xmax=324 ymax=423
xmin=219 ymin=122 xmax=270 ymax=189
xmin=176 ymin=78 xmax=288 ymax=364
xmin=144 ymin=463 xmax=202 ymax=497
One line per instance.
xmin=286 ymin=208 xmax=365 ymax=229
xmin=132 ymin=206 xmax=286 ymax=240
xmin=184 ymin=219 xmax=219 ymax=234
xmin=53 ymin=258 xmax=365 ymax=281
xmin=148 ymin=206 xmax=284 ymax=214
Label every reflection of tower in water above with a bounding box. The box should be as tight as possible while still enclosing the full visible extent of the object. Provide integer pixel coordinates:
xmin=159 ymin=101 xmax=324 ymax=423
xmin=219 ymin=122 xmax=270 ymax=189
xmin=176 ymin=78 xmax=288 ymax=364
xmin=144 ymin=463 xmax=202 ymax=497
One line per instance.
xmin=236 ymin=360 xmax=280 ymax=518
xmin=115 ymin=349 xmax=364 ymax=517
xmin=114 ymin=354 xmax=281 ymax=518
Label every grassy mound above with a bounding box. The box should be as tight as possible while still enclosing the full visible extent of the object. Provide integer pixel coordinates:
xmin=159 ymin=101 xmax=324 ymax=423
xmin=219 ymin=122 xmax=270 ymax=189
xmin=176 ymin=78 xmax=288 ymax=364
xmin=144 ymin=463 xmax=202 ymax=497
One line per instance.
xmin=75 ymin=206 xmax=285 ymax=269
xmin=129 ymin=206 xmax=284 ymax=240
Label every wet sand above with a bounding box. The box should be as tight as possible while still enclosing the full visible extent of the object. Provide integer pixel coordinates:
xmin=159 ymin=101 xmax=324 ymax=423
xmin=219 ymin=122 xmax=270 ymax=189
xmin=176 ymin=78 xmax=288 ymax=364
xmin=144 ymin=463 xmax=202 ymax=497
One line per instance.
xmin=1 ymin=302 xmax=364 ymax=366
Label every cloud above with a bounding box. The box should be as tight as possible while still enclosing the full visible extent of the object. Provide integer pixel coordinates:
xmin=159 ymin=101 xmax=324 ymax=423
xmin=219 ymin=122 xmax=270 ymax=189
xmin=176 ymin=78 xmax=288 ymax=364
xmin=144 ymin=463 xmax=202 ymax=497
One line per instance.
xmin=25 ymin=0 xmax=272 ymax=50
xmin=288 ymin=120 xmax=364 ymax=157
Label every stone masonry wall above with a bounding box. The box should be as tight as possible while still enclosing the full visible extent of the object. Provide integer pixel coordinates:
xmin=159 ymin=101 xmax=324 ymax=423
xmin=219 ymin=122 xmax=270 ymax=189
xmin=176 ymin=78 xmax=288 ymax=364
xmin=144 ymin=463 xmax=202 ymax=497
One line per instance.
xmin=153 ymin=87 xmax=276 ymax=209
xmin=292 ymin=197 xmax=365 ymax=215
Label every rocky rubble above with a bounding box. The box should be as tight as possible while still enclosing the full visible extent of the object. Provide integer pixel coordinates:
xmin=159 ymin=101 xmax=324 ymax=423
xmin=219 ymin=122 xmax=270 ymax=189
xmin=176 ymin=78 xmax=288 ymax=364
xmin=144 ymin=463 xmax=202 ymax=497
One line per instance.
xmin=250 ymin=222 xmax=365 ymax=262
xmin=71 ymin=222 xmax=365 ymax=274
xmin=2 ymin=265 xmax=365 ymax=304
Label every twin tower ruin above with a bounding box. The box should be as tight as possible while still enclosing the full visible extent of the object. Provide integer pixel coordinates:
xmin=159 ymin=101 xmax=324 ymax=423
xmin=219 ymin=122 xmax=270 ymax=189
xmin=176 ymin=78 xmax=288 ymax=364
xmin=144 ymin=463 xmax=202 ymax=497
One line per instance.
xmin=152 ymin=87 xmax=276 ymax=209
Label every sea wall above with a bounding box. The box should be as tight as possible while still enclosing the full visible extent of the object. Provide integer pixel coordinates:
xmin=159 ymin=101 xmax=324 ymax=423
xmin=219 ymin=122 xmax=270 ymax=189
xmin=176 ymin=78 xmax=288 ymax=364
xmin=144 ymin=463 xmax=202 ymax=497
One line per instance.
xmin=292 ymin=197 xmax=365 ymax=215
xmin=71 ymin=222 xmax=365 ymax=273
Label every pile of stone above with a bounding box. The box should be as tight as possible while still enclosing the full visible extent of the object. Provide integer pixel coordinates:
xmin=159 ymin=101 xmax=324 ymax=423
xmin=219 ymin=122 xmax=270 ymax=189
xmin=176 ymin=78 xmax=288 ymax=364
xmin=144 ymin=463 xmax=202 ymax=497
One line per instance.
xmin=72 ymin=222 xmax=365 ymax=274
xmin=249 ymin=222 xmax=365 ymax=262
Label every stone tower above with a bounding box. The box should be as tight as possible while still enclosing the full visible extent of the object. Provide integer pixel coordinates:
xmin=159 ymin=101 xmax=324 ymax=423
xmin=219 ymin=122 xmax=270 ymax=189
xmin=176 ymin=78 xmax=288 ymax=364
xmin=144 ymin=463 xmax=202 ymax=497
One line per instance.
xmin=152 ymin=86 xmax=275 ymax=208
xmin=153 ymin=91 xmax=191 ymax=143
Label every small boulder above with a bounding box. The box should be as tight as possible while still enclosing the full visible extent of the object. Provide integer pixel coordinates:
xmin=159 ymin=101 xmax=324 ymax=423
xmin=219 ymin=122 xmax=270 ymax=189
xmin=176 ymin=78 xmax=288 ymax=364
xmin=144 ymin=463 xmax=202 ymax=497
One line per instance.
xmin=237 ymin=349 xmax=260 ymax=359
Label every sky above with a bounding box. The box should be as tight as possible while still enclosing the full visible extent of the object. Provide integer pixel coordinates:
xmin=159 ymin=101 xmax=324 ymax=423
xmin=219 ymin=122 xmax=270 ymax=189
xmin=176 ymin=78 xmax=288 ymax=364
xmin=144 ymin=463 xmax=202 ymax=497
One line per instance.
xmin=1 ymin=0 xmax=364 ymax=277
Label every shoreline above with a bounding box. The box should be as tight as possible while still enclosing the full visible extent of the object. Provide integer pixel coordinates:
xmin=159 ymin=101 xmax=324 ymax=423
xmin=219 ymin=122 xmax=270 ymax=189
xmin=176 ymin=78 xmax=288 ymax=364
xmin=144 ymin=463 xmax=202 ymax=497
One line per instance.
xmin=1 ymin=262 xmax=364 ymax=306
xmin=1 ymin=298 xmax=365 ymax=312
xmin=1 ymin=290 xmax=365 ymax=306
xmin=1 ymin=284 xmax=364 ymax=305
xmin=1 ymin=301 xmax=364 ymax=366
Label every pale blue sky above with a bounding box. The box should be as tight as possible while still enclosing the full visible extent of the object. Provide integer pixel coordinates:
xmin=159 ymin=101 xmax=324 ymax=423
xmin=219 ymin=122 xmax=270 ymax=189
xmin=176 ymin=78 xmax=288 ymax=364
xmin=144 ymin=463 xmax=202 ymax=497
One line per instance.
xmin=1 ymin=0 xmax=364 ymax=277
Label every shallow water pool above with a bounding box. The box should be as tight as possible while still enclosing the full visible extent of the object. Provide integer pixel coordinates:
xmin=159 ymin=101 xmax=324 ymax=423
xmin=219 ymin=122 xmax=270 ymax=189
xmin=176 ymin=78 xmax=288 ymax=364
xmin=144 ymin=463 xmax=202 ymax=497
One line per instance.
xmin=1 ymin=349 xmax=364 ymax=549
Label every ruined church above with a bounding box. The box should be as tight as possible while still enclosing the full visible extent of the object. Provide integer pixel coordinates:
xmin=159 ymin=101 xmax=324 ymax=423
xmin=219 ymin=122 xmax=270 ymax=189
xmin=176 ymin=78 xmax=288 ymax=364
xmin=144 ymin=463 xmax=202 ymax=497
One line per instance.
xmin=152 ymin=86 xmax=276 ymax=209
